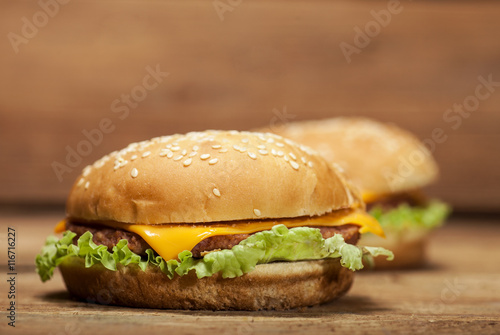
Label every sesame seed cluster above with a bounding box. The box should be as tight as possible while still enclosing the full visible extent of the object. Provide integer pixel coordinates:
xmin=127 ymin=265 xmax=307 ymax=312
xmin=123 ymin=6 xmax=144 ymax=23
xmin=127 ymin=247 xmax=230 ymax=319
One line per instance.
xmin=270 ymin=117 xmax=439 ymax=198
xmin=282 ymin=117 xmax=405 ymax=153
xmin=74 ymin=130 xmax=322 ymax=219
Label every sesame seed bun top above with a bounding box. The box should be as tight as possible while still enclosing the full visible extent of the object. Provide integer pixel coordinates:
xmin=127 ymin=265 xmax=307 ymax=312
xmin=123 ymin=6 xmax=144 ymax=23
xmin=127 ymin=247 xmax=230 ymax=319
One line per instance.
xmin=268 ymin=118 xmax=439 ymax=199
xmin=67 ymin=130 xmax=363 ymax=224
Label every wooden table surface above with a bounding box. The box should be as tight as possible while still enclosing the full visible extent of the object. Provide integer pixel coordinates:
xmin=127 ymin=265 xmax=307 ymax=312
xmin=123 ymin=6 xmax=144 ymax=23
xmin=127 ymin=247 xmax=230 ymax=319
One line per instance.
xmin=1 ymin=213 xmax=499 ymax=334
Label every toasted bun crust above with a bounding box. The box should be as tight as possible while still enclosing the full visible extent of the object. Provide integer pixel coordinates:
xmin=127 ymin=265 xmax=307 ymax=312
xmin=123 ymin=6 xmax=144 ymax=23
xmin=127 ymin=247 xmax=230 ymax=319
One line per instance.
xmin=59 ymin=257 xmax=354 ymax=310
xmin=67 ymin=130 xmax=362 ymax=224
xmin=268 ymin=118 xmax=439 ymax=198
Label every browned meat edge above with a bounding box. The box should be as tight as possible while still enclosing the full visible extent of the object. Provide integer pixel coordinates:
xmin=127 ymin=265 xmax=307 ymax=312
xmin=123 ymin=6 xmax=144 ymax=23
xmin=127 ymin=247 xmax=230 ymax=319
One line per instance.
xmin=366 ymin=191 xmax=427 ymax=211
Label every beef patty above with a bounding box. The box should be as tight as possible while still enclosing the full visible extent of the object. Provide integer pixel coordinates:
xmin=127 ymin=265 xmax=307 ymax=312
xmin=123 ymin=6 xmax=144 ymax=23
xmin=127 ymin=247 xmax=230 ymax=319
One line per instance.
xmin=66 ymin=221 xmax=361 ymax=258
xmin=366 ymin=191 xmax=427 ymax=212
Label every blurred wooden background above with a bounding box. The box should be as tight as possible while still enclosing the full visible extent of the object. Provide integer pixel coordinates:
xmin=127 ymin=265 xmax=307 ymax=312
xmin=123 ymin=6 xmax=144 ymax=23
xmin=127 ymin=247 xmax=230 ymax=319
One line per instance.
xmin=1 ymin=0 xmax=499 ymax=212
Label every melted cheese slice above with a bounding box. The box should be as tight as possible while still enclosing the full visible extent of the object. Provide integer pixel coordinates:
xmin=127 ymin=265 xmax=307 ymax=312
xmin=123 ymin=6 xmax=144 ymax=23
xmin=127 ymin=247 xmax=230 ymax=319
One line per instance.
xmin=127 ymin=211 xmax=385 ymax=261
xmin=54 ymin=219 xmax=67 ymax=233
xmin=57 ymin=210 xmax=384 ymax=262
xmin=361 ymin=191 xmax=383 ymax=204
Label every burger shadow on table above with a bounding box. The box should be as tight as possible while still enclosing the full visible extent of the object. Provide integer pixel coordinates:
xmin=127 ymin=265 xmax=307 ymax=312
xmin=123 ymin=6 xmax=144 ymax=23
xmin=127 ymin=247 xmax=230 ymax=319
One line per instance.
xmin=360 ymin=259 xmax=446 ymax=273
xmin=39 ymin=290 xmax=388 ymax=317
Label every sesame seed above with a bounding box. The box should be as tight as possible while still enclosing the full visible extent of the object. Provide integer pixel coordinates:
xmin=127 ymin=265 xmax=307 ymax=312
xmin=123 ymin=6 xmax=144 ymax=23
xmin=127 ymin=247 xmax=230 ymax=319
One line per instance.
xmin=300 ymin=145 xmax=313 ymax=154
xmin=85 ymin=181 xmax=90 ymax=189
xmin=189 ymin=151 xmax=197 ymax=157
xmin=166 ymin=144 xmax=172 ymax=148
xmin=82 ymin=166 xmax=92 ymax=177
xmin=289 ymin=153 xmax=297 ymax=160
xmin=131 ymin=155 xmax=138 ymax=160
xmin=174 ymin=155 xmax=183 ymax=161
xmin=257 ymin=144 xmax=266 ymax=149
xmin=267 ymin=138 xmax=275 ymax=143
xmin=172 ymin=142 xmax=179 ymax=146
xmin=142 ymin=151 xmax=151 ymax=158
xmin=239 ymin=147 xmax=247 ymax=153
xmin=159 ymin=149 xmax=171 ymax=157
xmin=258 ymin=150 xmax=268 ymax=155
xmin=301 ymin=157 xmax=307 ymax=164
xmin=167 ymin=152 xmax=174 ymax=159
xmin=277 ymin=151 xmax=284 ymax=157
xmin=276 ymin=142 xmax=284 ymax=148
xmin=183 ymin=158 xmax=193 ymax=167
xmin=219 ymin=148 xmax=228 ymax=153
xmin=308 ymin=161 xmax=314 ymax=168
xmin=248 ymin=152 xmax=257 ymax=160
xmin=131 ymin=168 xmax=138 ymax=178
xmin=192 ymin=146 xmax=199 ymax=151
xmin=284 ymin=155 xmax=289 ymax=162
xmin=241 ymin=138 xmax=249 ymax=143
xmin=171 ymin=146 xmax=180 ymax=152
xmin=254 ymin=209 xmax=261 ymax=217
xmin=212 ymin=144 xmax=222 ymax=149
xmin=208 ymin=158 xmax=219 ymax=165
xmin=181 ymin=149 xmax=187 ymax=156
xmin=113 ymin=159 xmax=122 ymax=169
xmin=233 ymin=145 xmax=241 ymax=151
xmin=200 ymin=154 xmax=211 ymax=160
xmin=94 ymin=160 xmax=105 ymax=169
xmin=213 ymin=188 xmax=221 ymax=197
xmin=271 ymin=149 xmax=277 ymax=156
xmin=290 ymin=161 xmax=300 ymax=170
xmin=333 ymin=163 xmax=345 ymax=173
xmin=77 ymin=178 xmax=84 ymax=186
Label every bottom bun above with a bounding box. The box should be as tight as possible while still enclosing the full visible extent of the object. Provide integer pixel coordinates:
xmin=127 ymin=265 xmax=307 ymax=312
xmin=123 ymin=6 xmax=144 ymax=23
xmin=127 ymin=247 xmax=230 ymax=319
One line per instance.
xmin=59 ymin=257 xmax=354 ymax=310
xmin=361 ymin=233 xmax=427 ymax=269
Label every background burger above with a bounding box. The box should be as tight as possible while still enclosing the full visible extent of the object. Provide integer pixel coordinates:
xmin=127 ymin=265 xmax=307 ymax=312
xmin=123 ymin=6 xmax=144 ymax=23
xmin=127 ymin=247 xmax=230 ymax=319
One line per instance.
xmin=268 ymin=118 xmax=450 ymax=269
xmin=36 ymin=130 xmax=392 ymax=310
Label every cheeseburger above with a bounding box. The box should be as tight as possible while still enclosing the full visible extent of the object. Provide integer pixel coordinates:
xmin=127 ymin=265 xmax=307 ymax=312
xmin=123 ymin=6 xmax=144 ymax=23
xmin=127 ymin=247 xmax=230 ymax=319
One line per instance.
xmin=36 ymin=130 xmax=392 ymax=310
xmin=269 ymin=118 xmax=450 ymax=269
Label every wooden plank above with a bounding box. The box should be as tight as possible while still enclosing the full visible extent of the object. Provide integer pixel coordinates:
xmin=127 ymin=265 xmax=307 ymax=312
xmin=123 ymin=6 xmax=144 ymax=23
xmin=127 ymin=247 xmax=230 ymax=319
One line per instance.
xmin=1 ymin=1 xmax=500 ymax=210
xmin=0 ymin=213 xmax=499 ymax=334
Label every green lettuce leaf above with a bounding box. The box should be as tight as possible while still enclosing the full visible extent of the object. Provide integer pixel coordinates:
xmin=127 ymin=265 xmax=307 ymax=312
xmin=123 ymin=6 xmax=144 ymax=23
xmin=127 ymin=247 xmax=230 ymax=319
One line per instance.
xmin=35 ymin=225 xmax=393 ymax=282
xmin=369 ymin=199 xmax=451 ymax=232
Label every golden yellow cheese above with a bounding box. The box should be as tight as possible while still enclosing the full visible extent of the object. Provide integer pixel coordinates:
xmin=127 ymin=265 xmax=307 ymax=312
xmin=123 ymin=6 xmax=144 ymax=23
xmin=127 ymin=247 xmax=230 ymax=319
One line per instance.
xmin=56 ymin=210 xmax=384 ymax=261
xmin=361 ymin=191 xmax=383 ymax=204
xmin=54 ymin=219 xmax=66 ymax=233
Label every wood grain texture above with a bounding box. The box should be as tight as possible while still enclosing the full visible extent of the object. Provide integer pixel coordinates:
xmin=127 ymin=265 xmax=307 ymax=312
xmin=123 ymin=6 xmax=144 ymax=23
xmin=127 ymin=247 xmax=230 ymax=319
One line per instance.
xmin=0 ymin=0 xmax=500 ymax=211
xmin=0 ymin=214 xmax=499 ymax=334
